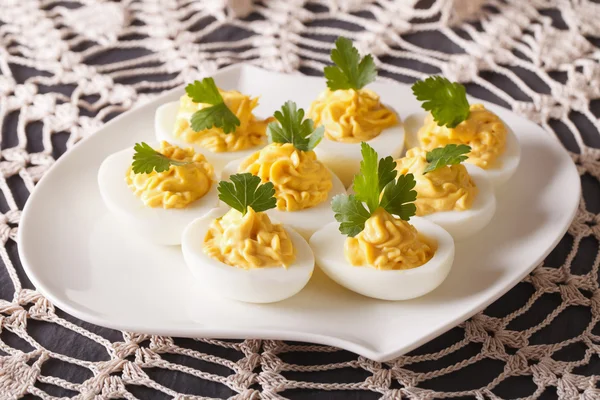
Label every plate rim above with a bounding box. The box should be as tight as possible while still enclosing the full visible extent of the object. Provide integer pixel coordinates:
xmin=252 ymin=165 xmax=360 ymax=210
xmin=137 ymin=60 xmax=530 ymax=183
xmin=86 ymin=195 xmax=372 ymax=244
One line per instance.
xmin=17 ymin=63 xmax=582 ymax=362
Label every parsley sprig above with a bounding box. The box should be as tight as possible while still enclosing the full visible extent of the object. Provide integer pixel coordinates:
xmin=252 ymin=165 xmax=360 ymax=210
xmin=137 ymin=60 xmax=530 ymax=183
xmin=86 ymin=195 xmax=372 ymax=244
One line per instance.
xmin=131 ymin=142 xmax=191 ymax=174
xmin=332 ymin=143 xmax=417 ymax=237
xmin=267 ymin=101 xmax=324 ymax=151
xmin=218 ymin=173 xmax=277 ymax=215
xmin=411 ymin=76 xmax=470 ymax=129
xmin=423 ymin=144 xmax=471 ymax=174
xmin=324 ymin=37 xmax=377 ymax=91
xmin=185 ymin=78 xmax=240 ymax=134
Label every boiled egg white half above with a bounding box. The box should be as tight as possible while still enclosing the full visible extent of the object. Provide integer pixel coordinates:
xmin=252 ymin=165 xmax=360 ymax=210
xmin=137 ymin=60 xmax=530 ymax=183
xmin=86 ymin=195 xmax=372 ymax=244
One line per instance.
xmin=404 ymin=112 xmax=520 ymax=188
xmin=155 ymin=101 xmax=267 ymax=173
xmin=182 ymin=208 xmax=315 ymax=303
xmin=421 ymin=164 xmax=496 ymax=241
xmin=314 ymin=117 xmax=405 ymax=188
xmin=222 ymin=158 xmax=347 ymax=240
xmin=98 ymin=143 xmax=219 ymax=245
xmin=310 ymin=217 xmax=454 ymax=300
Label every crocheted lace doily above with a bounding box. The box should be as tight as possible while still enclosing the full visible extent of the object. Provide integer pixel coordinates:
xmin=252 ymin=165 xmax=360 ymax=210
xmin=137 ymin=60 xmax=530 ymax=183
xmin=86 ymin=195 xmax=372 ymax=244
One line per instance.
xmin=1 ymin=0 xmax=599 ymax=399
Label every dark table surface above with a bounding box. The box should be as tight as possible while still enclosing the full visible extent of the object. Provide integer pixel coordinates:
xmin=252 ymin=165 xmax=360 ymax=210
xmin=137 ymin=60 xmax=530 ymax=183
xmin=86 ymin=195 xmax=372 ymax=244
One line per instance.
xmin=1 ymin=1 xmax=599 ymax=399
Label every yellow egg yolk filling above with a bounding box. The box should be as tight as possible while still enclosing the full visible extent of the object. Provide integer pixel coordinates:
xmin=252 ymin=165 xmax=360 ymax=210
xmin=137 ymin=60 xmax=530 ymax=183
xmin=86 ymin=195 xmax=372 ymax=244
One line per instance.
xmin=345 ymin=208 xmax=435 ymax=270
xmin=126 ymin=142 xmax=214 ymax=209
xmin=417 ymin=104 xmax=507 ymax=169
xmin=396 ymin=148 xmax=478 ymax=216
xmin=173 ymin=89 xmax=271 ymax=152
xmin=239 ymin=143 xmax=332 ymax=211
xmin=203 ymin=207 xmax=296 ymax=269
xmin=308 ymin=88 xmax=398 ymax=143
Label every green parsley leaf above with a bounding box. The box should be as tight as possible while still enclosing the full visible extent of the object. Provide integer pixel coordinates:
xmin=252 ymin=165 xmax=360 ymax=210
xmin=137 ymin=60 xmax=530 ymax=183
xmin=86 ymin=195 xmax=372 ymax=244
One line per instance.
xmin=379 ymin=173 xmax=417 ymax=221
xmin=333 ymin=142 xmax=418 ymax=236
xmin=331 ymin=194 xmax=371 ymax=237
xmin=324 ymin=37 xmax=377 ymax=91
xmin=131 ymin=142 xmax=191 ymax=174
xmin=377 ymin=155 xmax=397 ymax=193
xmin=184 ymin=77 xmax=240 ymax=134
xmin=190 ymin=102 xmax=240 ymax=134
xmin=185 ymin=78 xmax=223 ymax=104
xmin=411 ymin=76 xmax=470 ymax=129
xmin=217 ymin=173 xmax=277 ymax=215
xmin=423 ymin=144 xmax=471 ymax=174
xmin=267 ymin=101 xmax=324 ymax=151
xmin=352 ymin=142 xmax=397 ymax=213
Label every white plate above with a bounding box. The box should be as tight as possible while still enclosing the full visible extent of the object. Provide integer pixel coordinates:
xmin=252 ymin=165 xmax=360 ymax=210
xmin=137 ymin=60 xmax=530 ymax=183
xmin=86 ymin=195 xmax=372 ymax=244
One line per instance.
xmin=18 ymin=64 xmax=580 ymax=362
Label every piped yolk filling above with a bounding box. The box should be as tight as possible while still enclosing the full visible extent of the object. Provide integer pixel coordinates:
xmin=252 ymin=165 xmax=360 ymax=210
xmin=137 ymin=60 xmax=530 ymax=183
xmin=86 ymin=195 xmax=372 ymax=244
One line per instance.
xmin=239 ymin=143 xmax=332 ymax=211
xmin=417 ymin=104 xmax=506 ymax=169
xmin=345 ymin=208 xmax=434 ymax=270
xmin=396 ymin=147 xmax=478 ymax=216
xmin=126 ymin=142 xmax=213 ymax=209
xmin=203 ymin=207 xmax=296 ymax=269
xmin=308 ymin=88 xmax=398 ymax=143
xmin=173 ymin=89 xmax=272 ymax=152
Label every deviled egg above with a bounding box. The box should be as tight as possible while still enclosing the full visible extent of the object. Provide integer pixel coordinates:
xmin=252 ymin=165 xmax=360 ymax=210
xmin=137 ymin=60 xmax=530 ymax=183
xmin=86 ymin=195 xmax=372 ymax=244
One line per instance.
xmin=155 ymin=77 xmax=272 ymax=172
xmin=406 ymin=76 xmax=520 ymax=187
xmin=223 ymin=101 xmax=346 ymax=239
xmin=98 ymin=141 xmax=218 ymax=245
xmin=308 ymin=37 xmax=404 ymax=187
xmin=395 ymin=145 xmax=496 ymax=240
xmin=182 ymin=173 xmax=314 ymax=303
xmin=310 ymin=142 xmax=455 ymax=300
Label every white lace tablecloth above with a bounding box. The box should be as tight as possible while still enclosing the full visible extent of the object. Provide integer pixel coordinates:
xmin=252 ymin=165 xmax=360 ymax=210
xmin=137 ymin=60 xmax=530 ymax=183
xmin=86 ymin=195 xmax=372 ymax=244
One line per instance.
xmin=1 ymin=0 xmax=599 ymax=399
